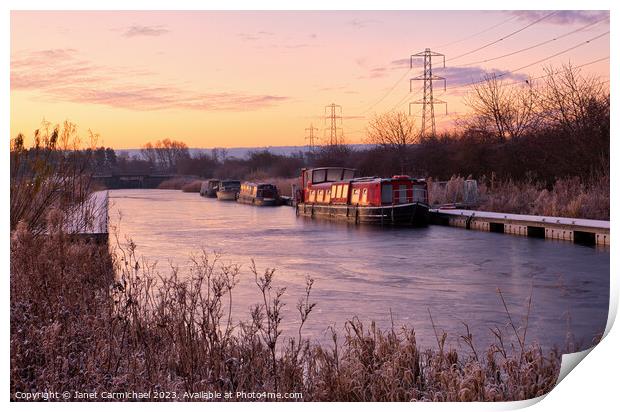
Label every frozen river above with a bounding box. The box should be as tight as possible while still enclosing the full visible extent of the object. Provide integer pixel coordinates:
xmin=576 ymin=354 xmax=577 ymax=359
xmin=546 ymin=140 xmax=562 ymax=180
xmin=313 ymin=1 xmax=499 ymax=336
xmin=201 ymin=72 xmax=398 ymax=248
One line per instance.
xmin=109 ymin=189 xmax=610 ymax=353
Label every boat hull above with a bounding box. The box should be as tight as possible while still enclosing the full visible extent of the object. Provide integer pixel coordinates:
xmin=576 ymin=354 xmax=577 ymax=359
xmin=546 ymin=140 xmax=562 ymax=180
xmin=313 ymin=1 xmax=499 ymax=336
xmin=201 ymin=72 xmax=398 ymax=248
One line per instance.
xmin=216 ymin=191 xmax=238 ymax=201
xmin=296 ymin=202 xmax=429 ymax=226
xmin=201 ymin=189 xmax=218 ymax=198
xmin=237 ymin=195 xmax=280 ymax=206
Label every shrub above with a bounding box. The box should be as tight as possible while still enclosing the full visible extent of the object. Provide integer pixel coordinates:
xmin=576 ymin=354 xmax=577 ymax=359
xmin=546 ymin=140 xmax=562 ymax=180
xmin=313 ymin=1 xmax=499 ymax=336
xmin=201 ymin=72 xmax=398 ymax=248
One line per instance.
xmin=11 ymin=221 xmax=562 ymax=401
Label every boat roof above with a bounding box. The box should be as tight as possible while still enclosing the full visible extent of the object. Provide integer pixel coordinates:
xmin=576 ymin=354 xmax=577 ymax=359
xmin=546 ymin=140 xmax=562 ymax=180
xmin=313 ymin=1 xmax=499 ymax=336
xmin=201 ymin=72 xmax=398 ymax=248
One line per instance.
xmin=306 ymin=167 xmax=357 ymax=172
xmin=242 ymin=182 xmax=277 ymax=187
xmin=311 ymin=176 xmax=425 ymax=185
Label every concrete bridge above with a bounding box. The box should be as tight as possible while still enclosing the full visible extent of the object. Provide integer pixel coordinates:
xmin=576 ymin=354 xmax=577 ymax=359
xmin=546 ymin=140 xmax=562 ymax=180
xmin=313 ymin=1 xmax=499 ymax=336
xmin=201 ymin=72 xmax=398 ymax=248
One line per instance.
xmin=92 ymin=173 xmax=176 ymax=189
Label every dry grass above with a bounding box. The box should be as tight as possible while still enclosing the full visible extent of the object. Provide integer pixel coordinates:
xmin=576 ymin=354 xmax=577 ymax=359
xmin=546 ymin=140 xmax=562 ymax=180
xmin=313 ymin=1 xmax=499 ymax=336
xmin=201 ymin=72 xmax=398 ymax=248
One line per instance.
xmin=157 ymin=176 xmax=203 ymax=192
xmin=181 ymin=180 xmax=204 ymax=193
xmin=429 ymin=170 xmax=609 ymax=220
xmin=272 ymin=177 xmax=298 ymax=197
xmin=11 ymin=216 xmax=561 ymax=402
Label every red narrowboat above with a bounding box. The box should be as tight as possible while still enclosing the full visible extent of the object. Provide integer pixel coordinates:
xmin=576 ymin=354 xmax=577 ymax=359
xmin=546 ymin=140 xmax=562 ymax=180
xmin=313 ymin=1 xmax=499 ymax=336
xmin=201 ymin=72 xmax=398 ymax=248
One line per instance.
xmin=295 ymin=167 xmax=429 ymax=226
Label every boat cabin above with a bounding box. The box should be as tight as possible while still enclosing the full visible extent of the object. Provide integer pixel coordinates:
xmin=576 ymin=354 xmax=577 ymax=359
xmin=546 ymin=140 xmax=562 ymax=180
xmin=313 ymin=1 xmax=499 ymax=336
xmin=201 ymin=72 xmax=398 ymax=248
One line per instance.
xmin=200 ymin=179 xmax=220 ymax=197
xmin=300 ymin=167 xmax=428 ymax=207
xmin=240 ymin=182 xmax=279 ymax=199
xmin=219 ymin=180 xmax=241 ymax=191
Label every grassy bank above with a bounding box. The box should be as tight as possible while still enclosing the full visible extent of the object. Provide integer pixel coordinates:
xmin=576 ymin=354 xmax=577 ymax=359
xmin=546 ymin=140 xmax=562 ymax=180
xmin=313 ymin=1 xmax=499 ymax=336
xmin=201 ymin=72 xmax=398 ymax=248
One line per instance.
xmin=429 ymin=170 xmax=609 ymax=220
xmin=158 ymin=175 xmax=298 ymax=197
xmin=157 ymin=176 xmax=204 ymax=193
xmin=11 ymin=217 xmax=562 ymax=402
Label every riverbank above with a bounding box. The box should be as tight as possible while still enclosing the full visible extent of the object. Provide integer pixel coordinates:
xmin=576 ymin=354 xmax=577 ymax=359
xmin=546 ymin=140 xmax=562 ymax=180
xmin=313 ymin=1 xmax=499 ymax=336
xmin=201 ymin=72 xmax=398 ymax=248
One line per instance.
xmin=157 ymin=176 xmax=298 ymax=197
xmin=11 ymin=211 xmax=566 ymax=402
xmin=156 ymin=171 xmax=609 ymax=221
xmin=428 ymin=171 xmax=609 ymax=221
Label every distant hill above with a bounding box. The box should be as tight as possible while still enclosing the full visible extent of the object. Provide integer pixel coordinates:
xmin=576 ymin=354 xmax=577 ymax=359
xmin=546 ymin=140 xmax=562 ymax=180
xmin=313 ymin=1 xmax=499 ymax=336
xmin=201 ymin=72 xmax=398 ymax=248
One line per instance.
xmin=117 ymin=144 xmax=373 ymax=159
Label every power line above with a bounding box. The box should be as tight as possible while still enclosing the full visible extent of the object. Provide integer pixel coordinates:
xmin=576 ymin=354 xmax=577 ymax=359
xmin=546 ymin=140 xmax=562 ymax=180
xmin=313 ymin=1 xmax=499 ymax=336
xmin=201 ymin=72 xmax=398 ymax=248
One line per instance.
xmin=456 ymin=17 xmax=608 ymax=67
xmin=355 ymin=68 xmax=412 ymax=115
xmin=351 ymin=14 xmax=537 ymax=117
xmin=500 ymin=56 xmax=610 ymax=87
xmin=388 ymin=85 xmax=424 ymax=113
xmin=354 ymin=14 xmax=533 ymax=116
xmin=509 ymin=31 xmax=609 ymax=73
xmin=351 ymin=11 xmax=584 ymax=117
xmin=446 ymin=11 xmax=557 ymax=63
xmin=444 ymin=31 xmax=609 ymax=91
xmin=435 ymin=14 xmax=519 ymax=49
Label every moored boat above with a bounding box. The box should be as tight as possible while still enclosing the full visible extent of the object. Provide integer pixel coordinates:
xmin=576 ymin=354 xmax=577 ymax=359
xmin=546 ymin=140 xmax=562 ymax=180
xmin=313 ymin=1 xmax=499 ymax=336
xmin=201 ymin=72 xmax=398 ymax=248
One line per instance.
xmin=200 ymin=179 xmax=220 ymax=197
xmin=216 ymin=180 xmax=241 ymax=201
xmin=295 ymin=167 xmax=429 ymax=226
xmin=237 ymin=182 xmax=281 ymax=206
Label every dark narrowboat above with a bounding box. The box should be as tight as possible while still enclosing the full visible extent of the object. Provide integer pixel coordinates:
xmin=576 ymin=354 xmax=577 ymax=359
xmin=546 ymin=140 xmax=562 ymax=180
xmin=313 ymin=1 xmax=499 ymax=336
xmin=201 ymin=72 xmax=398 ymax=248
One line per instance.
xmin=295 ymin=167 xmax=429 ymax=226
xmin=200 ymin=179 xmax=220 ymax=197
xmin=237 ymin=182 xmax=281 ymax=206
xmin=216 ymin=180 xmax=241 ymax=201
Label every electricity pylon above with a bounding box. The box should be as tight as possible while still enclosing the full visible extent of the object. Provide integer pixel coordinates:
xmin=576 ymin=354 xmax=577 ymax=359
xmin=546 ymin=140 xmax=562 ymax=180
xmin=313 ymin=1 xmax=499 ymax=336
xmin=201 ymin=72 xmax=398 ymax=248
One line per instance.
xmin=324 ymin=103 xmax=344 ymax=146
xmin=305 ymin=123 xmax=319 ymax=150
xmin=410 ymin=48 xmax=448 ymax=138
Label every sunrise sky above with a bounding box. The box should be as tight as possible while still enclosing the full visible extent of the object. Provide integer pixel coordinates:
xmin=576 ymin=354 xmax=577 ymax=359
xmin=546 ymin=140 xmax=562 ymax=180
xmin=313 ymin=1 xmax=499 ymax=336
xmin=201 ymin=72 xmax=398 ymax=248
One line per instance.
xmin=10 ymin=10 xmax=610 ymax=149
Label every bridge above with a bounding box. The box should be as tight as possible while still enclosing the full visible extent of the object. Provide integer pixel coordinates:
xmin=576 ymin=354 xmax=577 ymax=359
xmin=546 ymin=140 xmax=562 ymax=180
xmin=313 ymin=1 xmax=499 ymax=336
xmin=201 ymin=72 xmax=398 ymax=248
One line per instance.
xmin=92 ymin=174 xmax=177 ymax=189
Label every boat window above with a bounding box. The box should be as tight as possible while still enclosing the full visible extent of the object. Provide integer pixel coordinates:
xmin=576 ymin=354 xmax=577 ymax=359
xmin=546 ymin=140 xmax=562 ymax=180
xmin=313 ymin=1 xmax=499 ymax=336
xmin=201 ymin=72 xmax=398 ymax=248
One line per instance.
xmin=351 ymin=188 xmax=360 ymax=204
xmin=336 ymin=184 xmax=343 ymax=198
xmin=324 ymin=190 xmax=331 ymax=203
xmin=327 ymin=168 xmax=343 ymax=182
xmin=381 ymin=183 xmax=393 ymax=204
xmin=413 ymin=185 xmax=427 ymax=202
xmin=361 ymin=188 xmax=368 ymax=204
xmin=331 ymin=185 xmax=337 ymax=198
xmin=309 ymin=190 xmax=316 ymax=202
xmin=398 ymin=184 xmax=408 ymax=204
xmin=317 ymin=189 xmax=324 ymax=203
xmin=312 ymin=169 xmax=327 ymax=184
xmin=342 ymin=184 xmax=349 ymax=199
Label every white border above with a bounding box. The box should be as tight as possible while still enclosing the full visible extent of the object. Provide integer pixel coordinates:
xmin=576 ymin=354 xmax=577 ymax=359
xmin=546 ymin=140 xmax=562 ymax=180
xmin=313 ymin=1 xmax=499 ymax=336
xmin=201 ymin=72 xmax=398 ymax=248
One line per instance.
xmin=3 ymin=1 xmax=617 ymax=411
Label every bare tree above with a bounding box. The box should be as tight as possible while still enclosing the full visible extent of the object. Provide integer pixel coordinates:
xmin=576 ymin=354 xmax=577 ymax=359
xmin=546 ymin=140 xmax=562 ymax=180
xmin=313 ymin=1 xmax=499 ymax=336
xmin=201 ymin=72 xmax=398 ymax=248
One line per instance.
xmin=366 ymin=111 xmax=420 ymax=150
xmin=141 ymin=142 xmax=158 ymax=166
xmin=365 ymin=111 xmax=420 ymax=174
xmin=141 ymin=138 xmax=190 ymax=173
xmin=464 ymin=75 xmax=540 ymax=141
xmin=539 ymin=63 xmax=607 ymax=134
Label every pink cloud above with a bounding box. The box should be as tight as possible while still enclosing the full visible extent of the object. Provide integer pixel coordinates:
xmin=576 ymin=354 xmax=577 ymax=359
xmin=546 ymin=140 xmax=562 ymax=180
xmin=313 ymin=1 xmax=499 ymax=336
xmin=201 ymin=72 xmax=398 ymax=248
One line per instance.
xmin=122 ymin=25 xmax=169 ymax=38
xmin=11 ymin=49 xmax=289 ymax=112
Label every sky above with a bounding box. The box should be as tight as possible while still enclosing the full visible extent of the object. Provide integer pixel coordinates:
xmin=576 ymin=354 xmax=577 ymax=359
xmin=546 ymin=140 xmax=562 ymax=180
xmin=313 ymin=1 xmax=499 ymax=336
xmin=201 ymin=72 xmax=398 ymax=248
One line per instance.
xmin=10 ymin=10 xmax=610 ymax=149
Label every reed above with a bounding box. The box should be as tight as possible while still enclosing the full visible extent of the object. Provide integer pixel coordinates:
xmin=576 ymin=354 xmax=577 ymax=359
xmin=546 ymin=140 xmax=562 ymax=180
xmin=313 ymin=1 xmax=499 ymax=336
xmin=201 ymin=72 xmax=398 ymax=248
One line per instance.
xmin=157 ymin=176 xmax=203 ymax=191
xmin=11 ymin=218 xmax=562 ymax=402
xmin=429 ymin=169 xmax=609 ymax=220
xmin=271 ymin=177 xmax=298 ymax=197
xmin=181 ymin=180 xmax=204 ymax=193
